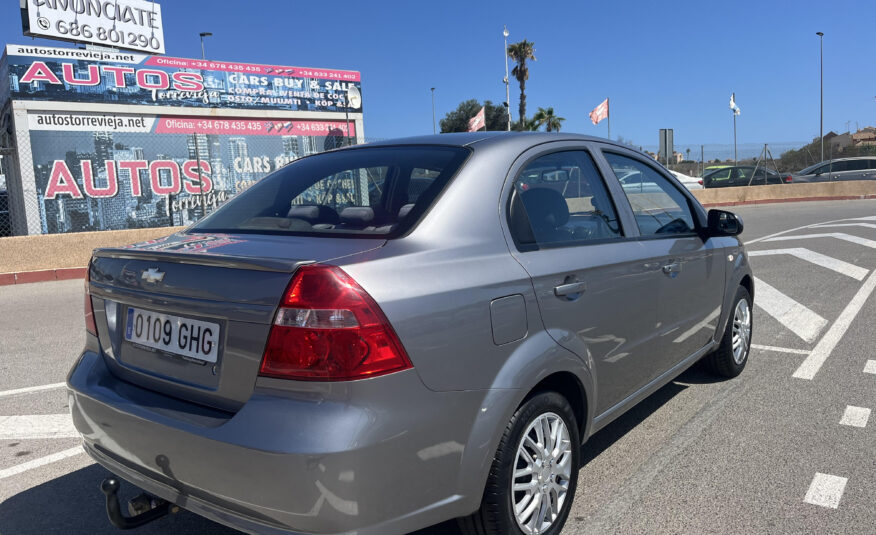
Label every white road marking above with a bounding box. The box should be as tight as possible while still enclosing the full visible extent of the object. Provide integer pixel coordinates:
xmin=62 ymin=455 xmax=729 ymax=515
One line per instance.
xmin=753 ymin=277 xmax=828 ymax=343
xmin=839 ymin=406 xmax=871 ymax=428
xmin=804 ymin=473 xmax=848 ymax=509
xmin=764 ymin=232 xmax=876 ymax=250
xmin=864 ymin=360 xmax=876 ymax=375
xmin=750 ymin=344 xmax=810 ymax=355
xmin=0 ymin=414 xmax=78 ymax=440
xmin=813 ymin=223 xmax=876 ymax=230
xmin=747 ymin=248 xmax=869 ymax=280
xmin=0 ymin=447 xmax=85 ymax=480
xmin=0 ymin=382 xmax=66 ymax=398
xmin=793 ymin=268 xmax=876 ymax=380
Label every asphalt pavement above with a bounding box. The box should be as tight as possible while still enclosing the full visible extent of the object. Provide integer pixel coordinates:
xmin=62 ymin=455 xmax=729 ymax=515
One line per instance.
xmin=2 ymin=199 xmax=876 ymax=534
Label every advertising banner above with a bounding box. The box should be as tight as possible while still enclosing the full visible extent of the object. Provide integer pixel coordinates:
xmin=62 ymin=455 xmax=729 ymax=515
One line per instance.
xmin=5 ymin=44 xmax=362 ymax=113
xmin=28 ymin=110 xmax=355 ymax=233
xmin=21 ymin=0 xmax=166 ymax=54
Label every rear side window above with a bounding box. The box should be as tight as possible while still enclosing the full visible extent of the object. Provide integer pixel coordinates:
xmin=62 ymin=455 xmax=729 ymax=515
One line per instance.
xmin=832 ymin=160 xmax=868 ymax=172
xmin=604 ymin=153 xmax=696 ymax=237
xmin=194 ymin=146 xmax=469 ymax=237
xmin=509 ymin=150 xmax=622 ymax=248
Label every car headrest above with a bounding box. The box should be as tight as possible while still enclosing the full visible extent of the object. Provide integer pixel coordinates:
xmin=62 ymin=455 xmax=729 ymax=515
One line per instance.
xmin=397 ymin=203 xmax=415 ymax=219
xmin=520 ymin=188 xmax=570 ymax=231
xmin=339 ymin=206 xmax=376 ymax=227
xmin=287 ymin=204 xmax=339 ymax=224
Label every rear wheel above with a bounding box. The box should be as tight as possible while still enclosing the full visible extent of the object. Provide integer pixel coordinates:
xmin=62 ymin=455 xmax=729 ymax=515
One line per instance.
xmin=459 ymin=391 xmax=579 ymax=535
xmin=706 ymin=286 xmax=752 ymax=377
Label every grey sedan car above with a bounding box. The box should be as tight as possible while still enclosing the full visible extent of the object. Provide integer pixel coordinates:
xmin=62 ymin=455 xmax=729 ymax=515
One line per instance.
xmin=793 ymin=156 xmax=876 ymax=182
xmin=69 ymin=132 xmax=753 ymax=535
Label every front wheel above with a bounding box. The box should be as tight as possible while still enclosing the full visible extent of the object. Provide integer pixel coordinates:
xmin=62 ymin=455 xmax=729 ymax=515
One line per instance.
xmin=458 ymin=391 xmax=580 ymax=535
xmin=706 ymin=285 xmax=752 ymax=377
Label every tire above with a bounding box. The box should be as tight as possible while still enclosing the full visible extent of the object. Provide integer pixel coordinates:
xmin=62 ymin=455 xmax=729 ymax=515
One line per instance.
xmin=458 ymin=391 xmax=580 ymax=535
xmin=706 ymin=285 xmax=752 ymax=378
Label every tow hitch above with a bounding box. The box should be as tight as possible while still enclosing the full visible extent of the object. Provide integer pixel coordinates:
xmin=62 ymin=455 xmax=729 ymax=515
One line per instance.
xmin=100 ymin=478 xmax=179 ymax=529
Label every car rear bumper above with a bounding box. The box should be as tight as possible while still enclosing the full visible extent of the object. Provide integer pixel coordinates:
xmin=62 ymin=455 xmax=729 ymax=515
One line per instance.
xmin=68 ymin=350 xmax=517 ymax=535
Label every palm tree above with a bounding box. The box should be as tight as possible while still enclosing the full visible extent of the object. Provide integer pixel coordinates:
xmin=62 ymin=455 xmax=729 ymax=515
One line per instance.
xmin=507 ymin=40 xmax=536 ymax=130
xmin=532 ymin=107 xmax=566 ymax=132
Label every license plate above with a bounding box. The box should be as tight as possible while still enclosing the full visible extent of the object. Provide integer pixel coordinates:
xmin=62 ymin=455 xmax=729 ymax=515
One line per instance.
xmin=125 ymin=307 xmax=219 ymax=363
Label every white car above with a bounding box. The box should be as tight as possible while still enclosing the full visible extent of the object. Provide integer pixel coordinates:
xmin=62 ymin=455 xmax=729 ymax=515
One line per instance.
xmin=671 ymin=170 xmax=704 ymax=190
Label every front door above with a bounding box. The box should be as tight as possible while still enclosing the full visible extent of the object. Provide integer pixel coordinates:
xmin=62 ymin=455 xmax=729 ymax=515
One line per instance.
xmin=600 ymin=151 xmax=726 ymax=369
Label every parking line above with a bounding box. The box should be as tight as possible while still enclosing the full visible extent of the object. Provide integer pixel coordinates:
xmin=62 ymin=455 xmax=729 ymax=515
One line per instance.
xmin=747 ymin=248 xmax=869 ymax=281
xmin=864 ymin=360 xmax=876 ymax=375
xmin=839 ymin=406 xmax=871 ymax=428
xmin=813 ymin=223 xmax=876 ymax=230
xmin=804 ymin=473 xmax=848 ymax=509
xmin=793 ymin=268 xmax=876 ymax=380
xmin=753 ymin=277 xmax=828 ymax=343
xmin=0 ymin=447 xmax=84 ymax=480
xmin=764 ymin=232 xmax=876 ymax=250
xmin=0 ymin=382 xmax=66 ymax=398
xmin=750 ymin=344 xmax=810 ymax=355
xmin=0 ymin=414 xmax=78 ymax=440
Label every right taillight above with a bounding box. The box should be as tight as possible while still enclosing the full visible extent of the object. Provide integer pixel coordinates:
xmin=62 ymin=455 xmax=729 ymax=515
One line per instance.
xmin=259 ymin=264 xmax=412 ymax=381
xmin=84 ymin=266 xmax=97 ymax=336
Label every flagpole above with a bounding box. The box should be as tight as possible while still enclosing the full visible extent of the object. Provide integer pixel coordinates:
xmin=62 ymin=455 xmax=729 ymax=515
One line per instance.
xmin=733 ymin=112 xmax=737 ymax=166
xmin=606 ymin=98 xmax=610 ymax=140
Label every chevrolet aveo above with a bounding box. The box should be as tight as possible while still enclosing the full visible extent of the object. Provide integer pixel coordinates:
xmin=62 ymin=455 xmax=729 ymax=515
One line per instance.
xmin=69 ymin=132 xmax=753 ymax=535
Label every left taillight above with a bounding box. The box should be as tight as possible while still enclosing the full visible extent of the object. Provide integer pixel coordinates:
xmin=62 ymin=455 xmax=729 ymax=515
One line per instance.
xmin=259 ymin=264 xmax=412 ymax=381
xmin=84 ymin=266 xmax=97 ymax=336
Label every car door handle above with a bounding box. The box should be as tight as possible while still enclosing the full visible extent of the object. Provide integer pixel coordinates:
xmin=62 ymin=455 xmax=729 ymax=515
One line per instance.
xmin=554 ymin=281 xmax=587 ymax=297
xmin=662 ymin=262 xmax=682 ymax=275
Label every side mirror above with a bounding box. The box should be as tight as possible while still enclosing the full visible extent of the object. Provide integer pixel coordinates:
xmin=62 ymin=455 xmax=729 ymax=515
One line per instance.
xmin=707 ymin=209 xmax=743 ymax=237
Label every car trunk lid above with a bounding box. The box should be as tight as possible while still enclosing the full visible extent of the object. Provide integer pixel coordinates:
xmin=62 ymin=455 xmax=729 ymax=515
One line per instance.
xmin=87 ymin=232 xmax=384 ymax=412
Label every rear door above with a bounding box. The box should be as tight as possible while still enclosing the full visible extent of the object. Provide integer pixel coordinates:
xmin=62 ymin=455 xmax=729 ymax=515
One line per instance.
xmin=598 ymin=149 xmax=725 ymax=370
xmin=831 ymin=159 xmax=870 ymax=181
xmin=502 ymin=142 xmax=662 ymax=415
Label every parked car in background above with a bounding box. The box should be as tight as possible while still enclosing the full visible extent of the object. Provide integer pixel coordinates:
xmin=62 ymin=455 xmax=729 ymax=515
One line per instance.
xmin=670 ymin=170 xmax=704 ymax=190
xmin=0 ymin=189 xmax=10 ymax=237
xmin=69 ymin=133 xmax=752 ymax=535
xmin=702 ymin=166 xmax=791 ymax=188
xmin=792 ymin=157 xmax=876 ymax=183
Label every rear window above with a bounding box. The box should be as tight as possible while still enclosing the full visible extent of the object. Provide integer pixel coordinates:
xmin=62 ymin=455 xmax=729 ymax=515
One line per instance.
xmin=193 ymin=146 xmax=470 ymax=237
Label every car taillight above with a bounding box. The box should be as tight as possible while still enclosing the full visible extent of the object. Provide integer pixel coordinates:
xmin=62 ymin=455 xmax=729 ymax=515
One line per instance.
xmin=785 ymin=175 xmax=793 ymax=183
xmin=85 ymin=268 xmax=97 ymax=336
xmin=260 ymin=264 xmax=412 ymax=381
xmin=698 ymin=179 xmax=703 ymax=185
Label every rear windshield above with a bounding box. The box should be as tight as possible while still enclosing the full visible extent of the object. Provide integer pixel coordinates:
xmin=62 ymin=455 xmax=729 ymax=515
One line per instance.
xmin=193 ymin=145 xmax=470 ymax=237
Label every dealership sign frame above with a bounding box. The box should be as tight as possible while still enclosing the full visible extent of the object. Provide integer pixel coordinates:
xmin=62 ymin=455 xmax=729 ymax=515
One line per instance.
xmin=20 ymin=0 xmax=166 ymax=54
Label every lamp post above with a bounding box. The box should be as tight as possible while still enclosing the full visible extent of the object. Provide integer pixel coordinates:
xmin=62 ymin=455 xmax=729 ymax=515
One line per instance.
xmin=431 ymin=87 xmax=436 ymax=134
xmin=503 ymin=26 xmax=511 ymax=131
xmin=816 ymin=32 xmax=824 ymax=163
xmin=199 ymin=32 xmax=212 ymax=60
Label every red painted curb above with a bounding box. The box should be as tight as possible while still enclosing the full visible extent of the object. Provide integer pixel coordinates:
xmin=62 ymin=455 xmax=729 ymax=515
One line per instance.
xmin=0 ymin=267 xmax=87 ymax=286
xmin=701 ymin=194 xmax=876 ymax=208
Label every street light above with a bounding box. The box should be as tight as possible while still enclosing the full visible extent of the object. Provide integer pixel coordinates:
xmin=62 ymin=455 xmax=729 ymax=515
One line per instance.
xmin=816 ymin=31 xmax=824 ymax=163
xmin=503 ymin=26 xmax=511 ymax=131
xmin=199 ymin=32 xmax=212 ymax=60
xmin=431 ymin=87 xmax=436 ymax=134
xmin=345 ymin=85 xmax=362 ymax=146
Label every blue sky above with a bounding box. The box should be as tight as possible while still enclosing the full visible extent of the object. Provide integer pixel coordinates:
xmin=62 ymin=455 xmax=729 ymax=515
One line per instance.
xmin=3 ymin=0 xmax=874 ymax=150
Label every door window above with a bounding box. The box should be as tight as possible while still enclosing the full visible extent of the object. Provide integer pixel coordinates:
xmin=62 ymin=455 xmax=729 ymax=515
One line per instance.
xmin=832 ymin=160 xmax=868 ymax=172
xmin=604 ymin=153 xmax=697 ymax=237
xmin=509 ymin=151 xmax=622 ymax=248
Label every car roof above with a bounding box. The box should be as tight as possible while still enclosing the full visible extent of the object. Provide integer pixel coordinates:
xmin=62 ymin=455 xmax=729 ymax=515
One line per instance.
xmin=358 ymin=131 xmax=654 ymax=158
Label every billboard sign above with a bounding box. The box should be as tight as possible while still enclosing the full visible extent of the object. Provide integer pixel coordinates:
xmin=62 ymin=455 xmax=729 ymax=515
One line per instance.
xmin=21 ymin=0 xmax=166 ymax=54
xmin=4 ymin=44 xmax=362 ymax=113
xmin=27 ymin=110 xmax=355 ymax=234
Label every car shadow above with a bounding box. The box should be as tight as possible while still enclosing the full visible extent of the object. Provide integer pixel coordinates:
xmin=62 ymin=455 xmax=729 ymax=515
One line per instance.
xmin=0 ymin=464 xmax=239 ymax=535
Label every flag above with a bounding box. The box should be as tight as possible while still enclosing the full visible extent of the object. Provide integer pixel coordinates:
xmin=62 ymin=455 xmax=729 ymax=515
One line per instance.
xmin=468 ymin=107 xmax=486 ymax=132
xmin=729 ymin=93 xmax=740 ymax=116
xmin=589 ymin=98 xmax=609 ymax=125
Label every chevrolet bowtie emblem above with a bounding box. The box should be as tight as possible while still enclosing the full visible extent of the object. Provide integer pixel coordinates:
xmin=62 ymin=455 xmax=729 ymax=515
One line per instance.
xmin=141 ymin=267 xmax=165 ymax=284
